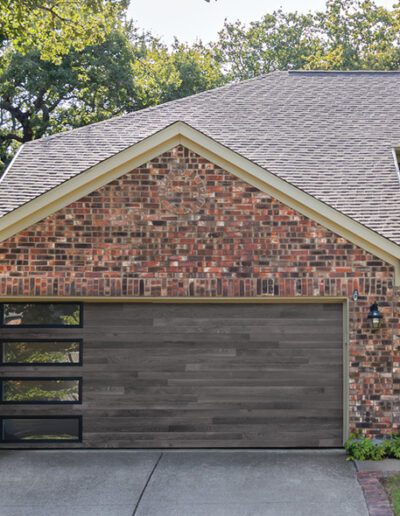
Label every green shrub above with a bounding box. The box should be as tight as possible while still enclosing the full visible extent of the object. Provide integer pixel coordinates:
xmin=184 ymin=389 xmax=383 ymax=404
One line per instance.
xmin=345 ymin=433 xmax=400 ymax=461
xmin=384 ymin=435 xmax=400 ymax=459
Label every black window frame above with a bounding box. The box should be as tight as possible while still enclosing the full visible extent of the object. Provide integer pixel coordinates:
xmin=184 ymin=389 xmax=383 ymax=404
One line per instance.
xmin=0 ymin=377 xmax=83 ymax=405
xmin=0 ymin=302 xmax=84 ymax=328
xmin=0 ymin=339 xmax=83 ymax=367
xmin=0 ymin=415 xmax=83 ymax=443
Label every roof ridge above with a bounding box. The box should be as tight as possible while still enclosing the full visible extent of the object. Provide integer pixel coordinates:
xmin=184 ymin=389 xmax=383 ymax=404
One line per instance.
xmin=289 ymin=70 xmax=400 ymax=74
xmin=123 ymin=71 xmax=283 ymax=117
xmin=27 ymin=72 xmax=284 ymax=145
xmin=17 ymin=70 xmax=400 ymax=147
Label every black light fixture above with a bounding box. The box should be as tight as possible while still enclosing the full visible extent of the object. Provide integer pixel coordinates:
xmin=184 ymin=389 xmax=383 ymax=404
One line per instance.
xmin=367 ymin=301 xmax=383 ymax=330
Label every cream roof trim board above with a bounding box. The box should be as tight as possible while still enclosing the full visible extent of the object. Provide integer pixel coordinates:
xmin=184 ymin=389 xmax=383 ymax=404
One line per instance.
xmin=0 ymin=143 xmax=24 ymax=187
xmin=1 ymin=121 xmax=400 ymax=284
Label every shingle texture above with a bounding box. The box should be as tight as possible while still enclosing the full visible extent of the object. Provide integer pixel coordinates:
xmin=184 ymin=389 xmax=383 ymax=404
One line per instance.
xmin=1 ymin=70 xmax=400 ymax=244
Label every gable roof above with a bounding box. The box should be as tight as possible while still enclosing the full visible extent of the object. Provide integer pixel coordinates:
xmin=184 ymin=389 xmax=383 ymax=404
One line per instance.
xmin=1 ymin=70 xmax=400 ymax=247
xmin=1 ymin=120 xmax=400 ymax=286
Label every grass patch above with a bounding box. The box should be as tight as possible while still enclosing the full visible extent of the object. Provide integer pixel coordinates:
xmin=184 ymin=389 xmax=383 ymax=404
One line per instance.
xmin=383 ymin=474 xmax=400 ymax=515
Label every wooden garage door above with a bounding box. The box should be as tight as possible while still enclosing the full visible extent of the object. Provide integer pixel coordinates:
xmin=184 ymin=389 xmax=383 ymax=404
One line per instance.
xmin=1 ymin=302 xmax=344 ymax=448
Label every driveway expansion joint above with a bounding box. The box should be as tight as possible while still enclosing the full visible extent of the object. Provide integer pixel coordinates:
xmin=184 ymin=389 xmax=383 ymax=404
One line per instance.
xmin=132 ymin=452 xmax=163 ymax=516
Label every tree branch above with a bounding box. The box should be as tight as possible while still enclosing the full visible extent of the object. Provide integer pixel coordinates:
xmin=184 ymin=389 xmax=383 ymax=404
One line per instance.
xmin=38 ymin=5 xmax=74 ymax=25
xmin=0 ymin=133 xmax=24 ymax=143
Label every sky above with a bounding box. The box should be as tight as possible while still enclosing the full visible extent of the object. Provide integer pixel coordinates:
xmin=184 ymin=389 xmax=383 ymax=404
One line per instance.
xmin=128 ymin=0 xmax=395 ymax=45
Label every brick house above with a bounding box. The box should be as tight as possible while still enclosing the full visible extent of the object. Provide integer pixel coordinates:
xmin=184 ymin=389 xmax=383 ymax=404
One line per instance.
xmin=0 ymin=71 xmax=400 ymax=448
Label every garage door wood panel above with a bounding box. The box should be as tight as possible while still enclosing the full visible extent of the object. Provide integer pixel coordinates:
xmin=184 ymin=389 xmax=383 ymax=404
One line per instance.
xmin=0 ymin=302 xmax=343 ymax=448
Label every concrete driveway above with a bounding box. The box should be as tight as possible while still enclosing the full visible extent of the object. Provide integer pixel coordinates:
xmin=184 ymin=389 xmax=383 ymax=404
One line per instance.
xmin=0 ymin=450 xmax=368 ymax=516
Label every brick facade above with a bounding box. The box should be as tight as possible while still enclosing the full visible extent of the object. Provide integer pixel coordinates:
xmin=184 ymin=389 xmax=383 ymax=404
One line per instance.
xmin=0 ymin=145 xmax=398 ymax=436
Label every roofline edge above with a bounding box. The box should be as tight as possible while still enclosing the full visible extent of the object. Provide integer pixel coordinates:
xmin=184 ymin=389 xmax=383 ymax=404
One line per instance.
xmin=0 ymin=142 xmax=25 ymax=187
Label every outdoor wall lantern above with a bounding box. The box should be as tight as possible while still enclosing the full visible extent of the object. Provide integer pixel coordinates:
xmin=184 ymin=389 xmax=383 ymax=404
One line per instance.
xmin=367 ymin=302 xmax=383 ymax=330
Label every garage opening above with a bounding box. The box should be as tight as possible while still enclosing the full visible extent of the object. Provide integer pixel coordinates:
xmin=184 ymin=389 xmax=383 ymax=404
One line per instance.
xmin=0 ymin=302 xmax=344 ymax=448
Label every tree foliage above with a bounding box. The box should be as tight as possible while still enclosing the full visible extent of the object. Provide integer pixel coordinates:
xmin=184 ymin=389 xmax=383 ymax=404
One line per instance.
xmin=0 ymin=28 xmax=137 ymax=169
xmin=214 ymin=10 xmax=319 ymax=80
xmin=1 ymin=0 xmax=400 ymax=174
xmin=0 ymin=29 xmax=223 ymax=172
xmin=0 ymin=0 xmax=129 ymax=63
xmin=132 ymin=39 xmax=224 ymax=107
xmin=215 ymin=0 xmax=400 ymax=80
xmin=309 ymin=0 xmax=400 ymax=70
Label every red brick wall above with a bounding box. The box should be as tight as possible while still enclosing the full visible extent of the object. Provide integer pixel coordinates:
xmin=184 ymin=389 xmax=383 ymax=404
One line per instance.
xmin=0 ymin=145 xmax=398 ymax=436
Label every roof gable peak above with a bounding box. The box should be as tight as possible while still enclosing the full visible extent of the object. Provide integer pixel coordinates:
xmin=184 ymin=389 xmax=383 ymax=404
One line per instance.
xmin=0 ymin=120 xmax=399 ymax=283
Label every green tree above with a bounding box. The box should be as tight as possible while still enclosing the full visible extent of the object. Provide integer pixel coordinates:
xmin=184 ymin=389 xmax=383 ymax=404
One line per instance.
xmin=0 ymin=28 xmax=137 ymax=170
xmin=0 ymin=29 xmax=224 ymax=172
xmin=309 ymin=0 xmax=400 ymax=70
xmin=214 ymin=9 xmax=319 ymax=80
xmin=0 ymin=0 xmax=129 ymax=63
xmin=132 ymin=39 xmax=224 ymax=107
xmin=214 ymin=0 xmax=400 ymax=80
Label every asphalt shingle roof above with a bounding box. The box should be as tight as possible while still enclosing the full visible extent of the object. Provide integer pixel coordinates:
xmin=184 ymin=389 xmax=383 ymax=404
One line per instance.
xmin=1 ymin=70 xmax=400 ymax=244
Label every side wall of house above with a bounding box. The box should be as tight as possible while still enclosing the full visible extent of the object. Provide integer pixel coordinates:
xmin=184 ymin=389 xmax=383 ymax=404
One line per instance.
xmin=0 ymin=145 xmax=398 ymax=436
